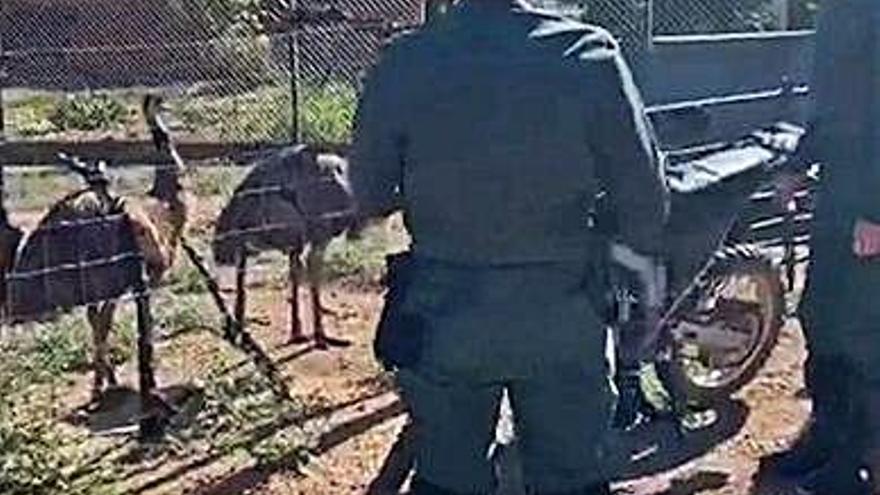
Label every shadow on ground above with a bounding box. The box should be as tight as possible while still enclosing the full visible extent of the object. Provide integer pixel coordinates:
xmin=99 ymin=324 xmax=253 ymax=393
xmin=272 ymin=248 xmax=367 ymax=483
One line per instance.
xmin=612 ymin=399 xmax=749 ymax=481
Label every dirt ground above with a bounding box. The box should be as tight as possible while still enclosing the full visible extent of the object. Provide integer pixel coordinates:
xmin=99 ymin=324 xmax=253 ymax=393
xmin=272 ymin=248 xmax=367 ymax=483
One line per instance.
xmin=5 ymin=168 xmax=813 ymax=495
xmin=120 ymin=272 xmax=812 ymax=495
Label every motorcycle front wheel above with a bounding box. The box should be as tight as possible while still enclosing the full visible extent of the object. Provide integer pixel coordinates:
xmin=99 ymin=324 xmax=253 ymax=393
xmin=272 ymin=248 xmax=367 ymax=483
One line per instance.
xmin=657 ymin=253 xmax=784 ymax=408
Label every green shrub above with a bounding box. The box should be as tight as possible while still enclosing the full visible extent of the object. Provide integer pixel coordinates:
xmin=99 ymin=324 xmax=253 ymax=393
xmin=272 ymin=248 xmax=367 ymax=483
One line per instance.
xmin=7 ymin=95 xmax=58 ymax=137
xmin=154 ymin=295 xmax=216 ymax=334
xmin=174 ymin=81 xmax=357 ymax=144
xmin=0 ymin=335 xmax=122 ymax=495
xmin=167 ymin=262 xmax=209 ymax=295
xmin=0 ymin=314 xmax=135 ymax=386
xmin=323 ymin=226 xmax=391 ymax=283
xmin=172 ymin=371 xmax=312 ymax=472
xmin=50 ymin=94 xmax=127 ymax=132
xmin=174 ymin=85 xmax=292 ymax=143
xmin=300 ymin=82 xmax=358 ymax=145
xmin=0 ymin=411 xmax=120 ymax=495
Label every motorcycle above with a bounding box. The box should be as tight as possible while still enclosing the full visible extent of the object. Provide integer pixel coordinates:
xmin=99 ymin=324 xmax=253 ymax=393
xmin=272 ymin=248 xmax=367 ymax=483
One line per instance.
xmin=487 ymin=122 xmax=816 ymax=491
xmin=609 ymin=120 xmax=813 ymax=422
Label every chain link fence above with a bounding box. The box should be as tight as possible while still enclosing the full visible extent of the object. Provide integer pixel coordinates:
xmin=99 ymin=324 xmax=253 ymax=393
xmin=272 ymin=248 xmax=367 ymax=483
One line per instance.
xmin=0 ymin=0 xmax=422 ymax=156
xmin=651 ymin=0 xmax=819 ymax=36
xmin=537 ymin=0 xmax=819 ymax=65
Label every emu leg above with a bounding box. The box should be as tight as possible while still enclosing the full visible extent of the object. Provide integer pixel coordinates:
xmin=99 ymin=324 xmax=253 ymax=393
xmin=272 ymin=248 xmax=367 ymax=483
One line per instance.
xmin=87 ymin=304 xmax=107 ymax=401
xmin=235 ymin=250 xmax=248 ymax=333
xmin=98 ymin=301 xmax=118 ymax=387
xmin=288 ymin=252 xmax=310 ymax=344
xmin=135 ymin=288 xmax=164 ymax=441
xmin=307 ymin=243 xmax=350 ymax=349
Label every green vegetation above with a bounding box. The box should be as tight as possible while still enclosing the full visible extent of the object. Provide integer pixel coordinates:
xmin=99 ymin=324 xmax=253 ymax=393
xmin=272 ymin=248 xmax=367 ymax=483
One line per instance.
xmin=300 ymin=83 xmax=358 ymax=145
xmin=50 ymin=94 xmax=129 ymax=132
xmin=323 ymin=224 xmax=395 ymax=284
xmin=6 ymin=95 xmax=58 ymax=137
xmin=190 ymin=165 xmax=250 ymax=200
xmin=173 ymin=82 xmax=357 ymax=144
xmin=2 ymin=315 xmax=134 ymax=384
xmin=5 ymin=81 xmax=357 ymax=145
xmin=0 ymin=298 xmax=312 ymax=493
xmin=0 ymin=408 xmax=121 ymax=495
xmin=176 ymin=371 xmax=312 ymax=471
xmin=0 ymin=317 xmax=128 ymax=495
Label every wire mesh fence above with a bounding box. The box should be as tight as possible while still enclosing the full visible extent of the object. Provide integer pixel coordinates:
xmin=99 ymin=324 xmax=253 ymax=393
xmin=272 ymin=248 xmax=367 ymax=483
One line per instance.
xmin=0 ymin=0 xmax=421 ymax=153
xmin=0 ymin=0 xmax=820 ymax=326
xmin=543 ymin=0 xmax=819 ymax=65
xmin=650 ymin=0 xmax=813 ymax=36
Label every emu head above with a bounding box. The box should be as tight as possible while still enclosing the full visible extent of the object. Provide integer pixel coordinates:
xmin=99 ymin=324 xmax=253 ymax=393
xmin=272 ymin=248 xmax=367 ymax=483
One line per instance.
xmin=143 ymin=95 xmax=175 ymax=157
xmin=294 ymin=147 xmax=365 ymax=238
xmin=58 ymin=152 xmax=110 ymax=189
xmin=143 ymin=95 xmax=186 ymax=200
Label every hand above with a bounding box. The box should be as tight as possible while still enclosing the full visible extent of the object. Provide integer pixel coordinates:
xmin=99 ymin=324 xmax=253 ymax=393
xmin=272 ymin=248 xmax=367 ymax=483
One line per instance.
xmin=853 ymin=219 xmax=880 ymax=258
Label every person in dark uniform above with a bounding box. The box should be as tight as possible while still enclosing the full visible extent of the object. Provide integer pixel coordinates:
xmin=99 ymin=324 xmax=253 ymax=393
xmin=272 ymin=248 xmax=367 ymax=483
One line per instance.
xmin=762 ymin=0 xmax=880 ymax=493
xmin=350 ymin=1 xmax=668 ymax=493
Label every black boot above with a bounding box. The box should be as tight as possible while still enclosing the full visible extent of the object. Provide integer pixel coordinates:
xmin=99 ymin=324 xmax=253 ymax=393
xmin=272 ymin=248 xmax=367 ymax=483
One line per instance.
xmin=761 ymin=354 xmax=860 ymax=477
xmin=612 ymin=366 xmax=656 ymax=430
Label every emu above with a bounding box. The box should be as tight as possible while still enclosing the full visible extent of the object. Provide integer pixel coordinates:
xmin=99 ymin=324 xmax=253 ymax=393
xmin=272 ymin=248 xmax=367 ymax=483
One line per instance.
xmin=0 ymin=210 xmax=24 ymax=316
xmin=212 ymin=146 xmax=358 ymax=349
xmin=8 ymin=95 xmax=189 ymax=401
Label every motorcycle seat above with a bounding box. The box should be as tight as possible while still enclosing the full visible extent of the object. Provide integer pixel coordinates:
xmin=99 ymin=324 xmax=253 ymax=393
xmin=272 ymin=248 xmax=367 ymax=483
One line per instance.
xmin=665 ymin=123 xmax=804 ymax=195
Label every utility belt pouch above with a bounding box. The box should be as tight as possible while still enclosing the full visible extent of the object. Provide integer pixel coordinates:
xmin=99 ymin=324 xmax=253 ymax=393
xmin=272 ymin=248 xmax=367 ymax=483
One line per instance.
xmin=374 ymin=251 xmax=426 ymax=370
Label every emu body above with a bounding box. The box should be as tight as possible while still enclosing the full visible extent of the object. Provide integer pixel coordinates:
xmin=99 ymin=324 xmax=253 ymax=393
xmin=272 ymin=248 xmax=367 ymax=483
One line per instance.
xmin=9 ymin=96 xmax=188 ymax=402
xmin=213 ymin=146 xmax=358 ymax=349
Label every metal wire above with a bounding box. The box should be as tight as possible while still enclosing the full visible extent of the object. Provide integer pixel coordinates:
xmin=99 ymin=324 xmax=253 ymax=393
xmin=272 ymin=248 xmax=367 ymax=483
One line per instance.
xmin=1 ymin=0 xmax=419 ymax=148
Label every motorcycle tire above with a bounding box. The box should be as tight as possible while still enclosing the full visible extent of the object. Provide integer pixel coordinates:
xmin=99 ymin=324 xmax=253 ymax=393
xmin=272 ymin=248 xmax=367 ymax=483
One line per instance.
xmin=657 ymin=251 xmax=785 ymax=408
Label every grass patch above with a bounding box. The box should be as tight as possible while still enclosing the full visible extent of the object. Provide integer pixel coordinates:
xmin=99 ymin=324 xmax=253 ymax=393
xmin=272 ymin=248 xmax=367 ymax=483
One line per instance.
xmin=6 ymin=95 xmax=59 ymax=137
xmin=299 ymin=82 xmax=357 ymax=145
xmin=6 ymin=169 xmax=79 ymax=212
xmin=166 ymin=261 xmax=209 ymax=295
xmin=323 ymin=224 xmax=394 ymax=284
xmin=170 ymin=371 xmax=313 ymax=472
xmin=1 ymin=314 xmax=135 ymax=385
xmin=189 ymin=165 xmax=249 ymax=200
xmin=0 ymin=407 xmax=122 ymax=495
xmin=49 ymin=93 xmax=130 ymax=132
xmin=153 ymin=294 xmax=217 ymax=335
xmin=173 ymin=82 xmax=356 ymax=144
xmin=0 ymin=316 xmax=125 ymax=495
xmin=5 ymin=81 xmax=357 ymax=145
xmin=174 ymin=85 xmax=293 ymax=143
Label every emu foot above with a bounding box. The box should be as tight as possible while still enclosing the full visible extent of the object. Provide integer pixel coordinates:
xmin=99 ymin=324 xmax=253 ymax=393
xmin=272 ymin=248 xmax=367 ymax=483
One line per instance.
xmin=288 ymin=333 xmax=312 ymax=346
xmin=90 ymin=365 xmax=118 ymax=404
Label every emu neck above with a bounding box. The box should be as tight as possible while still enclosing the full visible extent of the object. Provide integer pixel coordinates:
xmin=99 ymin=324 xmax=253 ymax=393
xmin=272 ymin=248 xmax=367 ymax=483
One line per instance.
xmin=150 ymin=167 xmax=182 ymax=204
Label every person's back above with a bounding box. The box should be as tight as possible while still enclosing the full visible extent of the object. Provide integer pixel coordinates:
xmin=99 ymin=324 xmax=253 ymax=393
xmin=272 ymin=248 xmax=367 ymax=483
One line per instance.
xmin=353 ymin=0 xmax=666 ymax=263
xmin=351 ymin=2 xmax=667 ymax=494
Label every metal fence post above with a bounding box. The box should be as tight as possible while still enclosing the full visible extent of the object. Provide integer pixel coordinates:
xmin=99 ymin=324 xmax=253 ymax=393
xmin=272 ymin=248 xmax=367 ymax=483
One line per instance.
xmin=0 ymin=0 xmax=7 ymax=181
xmin=288 ymin=0 xmax=301 ymax=144
xmin=773 ymin=0 xmax=790 ymax=30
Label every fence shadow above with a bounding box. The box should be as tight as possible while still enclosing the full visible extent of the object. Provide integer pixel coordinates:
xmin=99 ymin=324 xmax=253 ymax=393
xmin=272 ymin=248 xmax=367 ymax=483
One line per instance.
xmin=191 ymin=399 xmax=407 ymax=495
